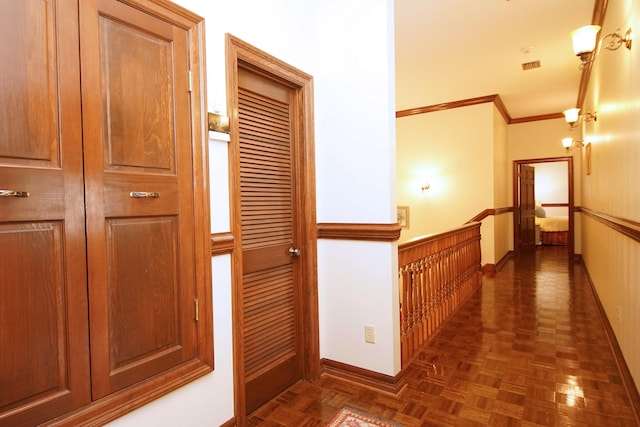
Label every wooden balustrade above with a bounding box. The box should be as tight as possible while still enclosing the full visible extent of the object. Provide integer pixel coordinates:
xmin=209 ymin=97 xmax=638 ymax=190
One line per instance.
xmin=398 ymin=222 xmax=482 ymax=367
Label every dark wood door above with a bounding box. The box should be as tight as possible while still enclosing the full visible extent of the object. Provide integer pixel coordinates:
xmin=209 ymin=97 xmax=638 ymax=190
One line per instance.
xmin=80 ymin=0 xmax=199 ymax=398
xmin=238 ymin=67 xmax=304 ymax=414
xmin=0 ymin=0 xmax=91 ymax=424
xmin=519 ymin=164 xmax=536 ymax=252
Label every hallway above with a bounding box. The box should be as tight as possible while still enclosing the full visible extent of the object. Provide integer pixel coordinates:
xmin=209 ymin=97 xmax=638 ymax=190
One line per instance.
xmin=247 ymin=247 xmax=639 ymax=426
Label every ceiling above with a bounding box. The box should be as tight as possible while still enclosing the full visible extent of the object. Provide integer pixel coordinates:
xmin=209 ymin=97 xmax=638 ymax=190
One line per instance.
xmin=394 ymin=0 xmax=596 ymax=119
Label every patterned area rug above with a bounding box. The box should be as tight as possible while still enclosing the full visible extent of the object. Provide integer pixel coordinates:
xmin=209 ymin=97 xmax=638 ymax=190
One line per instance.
xmin=325 ymin=407 xmax=402 ymax=427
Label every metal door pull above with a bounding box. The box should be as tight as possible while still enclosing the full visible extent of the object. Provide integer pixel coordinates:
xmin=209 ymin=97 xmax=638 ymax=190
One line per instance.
xmin=129 ymin=191 xmax=160 ymax=198
xmin=0 ymin=190 xmax=30 ymax=197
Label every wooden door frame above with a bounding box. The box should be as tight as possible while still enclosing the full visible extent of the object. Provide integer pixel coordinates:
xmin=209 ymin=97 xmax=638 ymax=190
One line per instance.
xmin=225 ymin=34 xmax=319 ymax=423
xmin=512 ymin=156 xmax=574 ymax=257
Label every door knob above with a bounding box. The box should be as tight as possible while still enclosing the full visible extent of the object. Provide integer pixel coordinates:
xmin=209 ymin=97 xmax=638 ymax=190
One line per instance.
xmin=289 ymin=247 xmax=301 ymax=257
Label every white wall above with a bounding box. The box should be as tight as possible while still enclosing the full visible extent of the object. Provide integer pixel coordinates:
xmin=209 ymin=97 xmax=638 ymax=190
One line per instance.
xmin=493 ymin=105 xmax=511 ymax=263
xmin=534 ymin=162 xmax=568 ymax=217
xmin=318 ymin=241 xmax=399 ymax=374
xmin=395 ymin=102 xmax=499 ymax=265
xmin=580 ymin=0 xmax=640 ymax=391
xmin=107 ymin=1 xmax=398 ymax=425
xmin=313 ymin=0 xmax=401 ymax=377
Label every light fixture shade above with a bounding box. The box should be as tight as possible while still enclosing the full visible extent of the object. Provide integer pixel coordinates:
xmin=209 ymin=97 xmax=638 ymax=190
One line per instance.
xmin=563 ymin=108 xmax=581 ymax=124
xmin=562 ymin=137 xmax=574 ymax=148
xmin=570 ymin=25 xmax=601 ymax=55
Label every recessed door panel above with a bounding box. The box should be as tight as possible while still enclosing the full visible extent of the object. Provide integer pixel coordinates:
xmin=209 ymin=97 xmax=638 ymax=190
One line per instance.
xmin=0 ymin=223 xmax=66 ymax=407
xmin=0 ymin=0 xmax=59 ymax=166
xmin=99 ymin=16 xmax=175 ymax=173
xmin=106 ymin=217 xmax=182 ymax=377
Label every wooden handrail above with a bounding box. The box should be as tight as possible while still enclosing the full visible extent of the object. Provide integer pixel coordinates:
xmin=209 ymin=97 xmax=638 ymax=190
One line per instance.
xmin=398 ymin=222 xmax=482 ymax=367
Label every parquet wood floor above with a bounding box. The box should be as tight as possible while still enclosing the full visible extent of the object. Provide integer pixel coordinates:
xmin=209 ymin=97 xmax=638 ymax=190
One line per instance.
xmin=247 ymin=247 xmax=638 ymax=426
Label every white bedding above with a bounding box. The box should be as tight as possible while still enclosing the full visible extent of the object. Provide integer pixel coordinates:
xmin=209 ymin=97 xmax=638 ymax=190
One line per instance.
xmin=535 ymin=216 xmax=569 ymax=232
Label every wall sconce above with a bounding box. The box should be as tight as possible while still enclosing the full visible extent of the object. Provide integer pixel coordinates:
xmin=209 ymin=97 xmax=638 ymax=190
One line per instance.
xmin=421 ymin=183 xmax=431 ymax=192
xmin=570 ymin=25 xmax=633 ymax=68
xmin=208 ymin=112 xmax=230 ymax=134
xmin=562 ymin=107 xmax=597 ymax=128
xmin=562 ymin=137 xmax=584 ymax=151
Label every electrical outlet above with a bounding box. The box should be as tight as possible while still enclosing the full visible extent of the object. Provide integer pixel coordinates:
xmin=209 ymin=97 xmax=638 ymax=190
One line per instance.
xmin=364 ymin=325 xmax=375 ymax=344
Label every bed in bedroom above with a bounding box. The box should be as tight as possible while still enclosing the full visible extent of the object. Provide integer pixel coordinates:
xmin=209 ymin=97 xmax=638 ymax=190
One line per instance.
xmin=535 ymin=209 xmax=569 ymax=245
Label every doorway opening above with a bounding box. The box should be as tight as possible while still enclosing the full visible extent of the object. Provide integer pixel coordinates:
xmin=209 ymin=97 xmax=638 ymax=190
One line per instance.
xmin=512 ymin=157 xmax=574 ymax=258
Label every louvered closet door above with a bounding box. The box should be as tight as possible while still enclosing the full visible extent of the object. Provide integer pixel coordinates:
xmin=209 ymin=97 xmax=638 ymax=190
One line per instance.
xmin=238 ymin=67 xmax=303 ymax=414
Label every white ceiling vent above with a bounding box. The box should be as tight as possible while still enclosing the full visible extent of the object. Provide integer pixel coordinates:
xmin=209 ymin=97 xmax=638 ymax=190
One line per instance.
xmin=521 ymin=60 xmax=541 ymax=70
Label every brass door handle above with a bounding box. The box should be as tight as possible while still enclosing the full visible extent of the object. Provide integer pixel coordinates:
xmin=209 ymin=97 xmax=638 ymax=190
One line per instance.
xmin=289 ymin=247 xmax=301 ymax=257
xmin=129 ymin=191 xmax=160 ymax=198
xmin=0 ymin=189 xmax=30 ymax=197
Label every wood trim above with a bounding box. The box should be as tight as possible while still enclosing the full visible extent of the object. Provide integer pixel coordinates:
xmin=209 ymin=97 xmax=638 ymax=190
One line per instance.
xmin=188 ymin=2 xmax=215 ymax=373
xmin=211 ymin=232 xmax=234 ymax=256
xmin=396 ymin=94 xmax=500 ymax=118
xmin=48 ymin=361 xmax=212 ymax=426
xmin=320 ymin=359 xmax=406 ymax=395
xmin=580 ymin=258 xmax=640 ymax=426
xmin=317 ymin=223 xmax=401 ymax=242
xmin=226 ymin=33 xmax=319 ymax=424
xmin=395 ymin=94 xmax=564 ymax=124
xmin=483 ymin=253 xmax=518 ymax=277
xmin=541 ymin=202 xmax=569 ymax=208
xmin=466 ymin=206 xmax=513 ymax=223
xmin=482 ymin=264 xmax=496 ymax=277
xmin=492 ymin=94 xmax=510 ymax=123
xmin=495 ymin=251 xmax=513 ymax=272
xmin=219 ymin=417 xmax=236 ymax=427
xmin=399 ymin=222 xmax=480 ymax=251
xmin=509 ymin=112 xmax=564 ymax=124
xmin=580 ymin=207 xmax=640 ymax=243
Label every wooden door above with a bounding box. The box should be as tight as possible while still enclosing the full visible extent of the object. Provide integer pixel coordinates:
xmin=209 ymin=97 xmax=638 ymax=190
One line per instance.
xmin=0 ymin=0 xmax=91 ymax=424
xmin=80 ymin=0 xmax=199 ymax=398
xmin=519 ymin=165 xmax=536 ymax=252
xmin=238 ymin=67 xmax=304 ymax=414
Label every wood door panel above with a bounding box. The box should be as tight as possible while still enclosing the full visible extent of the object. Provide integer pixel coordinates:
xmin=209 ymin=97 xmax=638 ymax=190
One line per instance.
xmin=85 ymin=0 xmax=197 ymax=399
xmin=0 ymin=0 xmax=59 ymax=166
xmin=107 ymin=217 xmax=181 ymax=365
xmin=0 ymin=223 xmax=66 ymax=409
xmin=519 ymin=165 xmax=536 ymax=251
xmin=243 ymin=264 xmax=297 ymax=414
xmin=245 ymin=357 xmax=297 ymax=413
xmin=242 ymin=243 xmax=292 ymax=274
xmin=238 ymin=66 xmax=302 ymax=414
xmin=103 ymin=175 xmax=179 ymax=218
xmin=0 ymin=1 xmax=90 ymax=424
xmin=99 ymin=15 xmax=175 ymax=174
xmin=0 ymin=168 xmax=65 ymax=222
xmin=103 ymin=216 xmax=188 ymax=391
